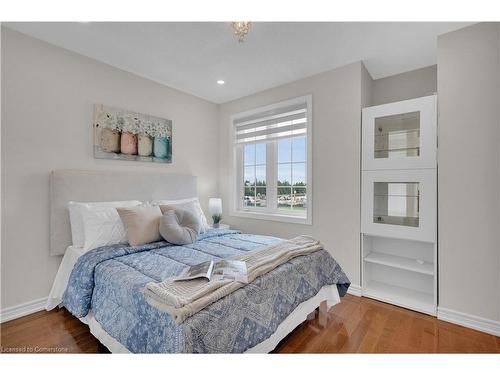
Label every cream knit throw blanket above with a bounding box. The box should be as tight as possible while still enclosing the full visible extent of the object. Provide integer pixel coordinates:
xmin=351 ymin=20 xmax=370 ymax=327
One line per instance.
xmin=143 ymin=235 xmax=323 ymax=323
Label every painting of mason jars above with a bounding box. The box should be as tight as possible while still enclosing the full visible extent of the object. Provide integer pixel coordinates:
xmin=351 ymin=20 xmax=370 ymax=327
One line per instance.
xmin=93 ymin=104 xmax=172 ymax=163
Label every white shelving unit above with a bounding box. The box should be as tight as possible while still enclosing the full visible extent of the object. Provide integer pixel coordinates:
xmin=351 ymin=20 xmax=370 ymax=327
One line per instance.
xmin=361 ymin=95 xmax=437 ymax=316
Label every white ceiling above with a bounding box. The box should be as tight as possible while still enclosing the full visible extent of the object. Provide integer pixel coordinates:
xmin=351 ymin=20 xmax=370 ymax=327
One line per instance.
xmin=5 ymin=22 xmax=471 ymax=104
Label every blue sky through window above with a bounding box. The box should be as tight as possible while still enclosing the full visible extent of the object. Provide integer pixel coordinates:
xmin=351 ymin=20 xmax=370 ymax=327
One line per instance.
xmin=244 ymin=143 xmax=267 ymax=165
xmin=244 ymin=144 xmax=255 ymax=165
xmin=255 ymin=143 xmax=266 ymax=164
xmin=292 ymin=137 xmax=306 ymax=162
xmin=278 ymin=139 xmax=291 ymax=163
xmin=292 ymin=163 xmax=306 ymax=185
xmin=278 ymin=137 xmax=306 ymax=164
xmin=278 ymin=137 xmax=306 ymax=185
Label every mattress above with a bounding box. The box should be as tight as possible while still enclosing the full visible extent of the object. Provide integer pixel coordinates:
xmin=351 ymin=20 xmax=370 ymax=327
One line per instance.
xmin=60 ymin=229 xmax=350 ymax=353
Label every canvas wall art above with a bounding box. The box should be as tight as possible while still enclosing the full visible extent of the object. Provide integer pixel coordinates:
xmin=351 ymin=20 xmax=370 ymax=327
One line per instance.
xmin=93 ymin=104 xmax=172 ymax=163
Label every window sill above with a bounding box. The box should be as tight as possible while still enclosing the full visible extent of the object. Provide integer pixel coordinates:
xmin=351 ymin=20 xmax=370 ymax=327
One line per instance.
xmin=230 ymin=209 xmax=312 ymax=225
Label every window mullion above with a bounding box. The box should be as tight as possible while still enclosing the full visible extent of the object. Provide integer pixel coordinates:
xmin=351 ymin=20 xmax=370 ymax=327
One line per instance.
xmin=235 ymin=145 xmax=243 ymax=212
xmin=266 ymin=141 xmax=276 ymax=213
xmin=290 ymin=138 xmax=294 ymax=210
xmin=253 ymin=144 xmax=257 ymax=208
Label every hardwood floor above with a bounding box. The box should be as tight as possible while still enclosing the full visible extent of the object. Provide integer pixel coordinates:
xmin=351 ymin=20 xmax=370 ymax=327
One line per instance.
xmin=1 ymin=295 xmax=499 ymax=353
xmin=0 ymin=308 xmax=101 ymax=353
xmin=274 ymin=295 xmax=500 ymax=353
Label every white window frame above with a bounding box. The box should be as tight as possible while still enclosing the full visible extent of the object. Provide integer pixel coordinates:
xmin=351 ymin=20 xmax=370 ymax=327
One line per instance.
xmin=229 ymin=95 xmax=313 ymax=225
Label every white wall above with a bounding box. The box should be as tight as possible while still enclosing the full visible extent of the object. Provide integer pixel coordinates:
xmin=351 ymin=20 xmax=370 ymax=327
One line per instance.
xmin=361 ymin=63 xmax=373 ymax=107
xmin=437 ymin=23 xmax=500 ymax=322
xmin=1 ymin=28 xmax=219 ymax=309
xmin=218 ymin=62 xmax=365 ymax=286
xmin=371 ymin=65 xmax=437 ymax=106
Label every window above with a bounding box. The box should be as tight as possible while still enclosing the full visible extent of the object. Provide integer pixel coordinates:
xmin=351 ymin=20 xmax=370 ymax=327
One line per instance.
xmin=231 ymin=95 xmax=312 ymax=224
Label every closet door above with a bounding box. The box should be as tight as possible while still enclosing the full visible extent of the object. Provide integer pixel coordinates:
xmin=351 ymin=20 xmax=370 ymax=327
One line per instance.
xmin=361 ymin=169 xmax=436 ymax=242
xmin=362 ymin=95 xmax=436 ymax=171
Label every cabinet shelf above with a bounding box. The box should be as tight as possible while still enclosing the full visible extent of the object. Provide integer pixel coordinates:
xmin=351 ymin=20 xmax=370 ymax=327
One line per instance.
xmin=372 ymin=214 xmax=419 ymax=228
xmin=374 ymin=146 xmax=420 ymax=153
xmin=374 ymin=194 xmax=419 ymax=198
xmin=364 ymin=252 xmax=433 ymax=275
xmin=363 ymin=280 xmax=435 ymax=315
xmin=373 ymin=213 xmax=419 ymax=219
xmin=374 ymin=129 xmax=420 ymax=138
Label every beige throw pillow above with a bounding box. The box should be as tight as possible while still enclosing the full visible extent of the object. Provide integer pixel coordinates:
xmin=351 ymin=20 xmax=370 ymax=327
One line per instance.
xmin=116 ymin=205 xmax=163 ymax=246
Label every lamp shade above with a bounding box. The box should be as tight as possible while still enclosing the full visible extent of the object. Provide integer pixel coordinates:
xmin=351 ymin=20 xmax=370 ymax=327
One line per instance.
xmin=208 ymin=198 xmax=222 ymax=216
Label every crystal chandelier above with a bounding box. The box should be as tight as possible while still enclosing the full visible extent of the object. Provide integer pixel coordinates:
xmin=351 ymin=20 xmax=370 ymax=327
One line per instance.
xmin=231 ymin=22 xmax=251 ymax=43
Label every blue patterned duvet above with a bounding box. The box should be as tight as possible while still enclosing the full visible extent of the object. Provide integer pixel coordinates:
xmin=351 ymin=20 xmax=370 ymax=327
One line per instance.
xmin=63 ymin=229 xmax=350 ymax=353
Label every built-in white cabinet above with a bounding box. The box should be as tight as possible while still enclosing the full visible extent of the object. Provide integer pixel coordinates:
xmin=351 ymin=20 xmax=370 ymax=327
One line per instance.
xmin=361 ymin=95 xmax=437 ymax=316
xmin=362 ymin=95 xmax=437 ymax=171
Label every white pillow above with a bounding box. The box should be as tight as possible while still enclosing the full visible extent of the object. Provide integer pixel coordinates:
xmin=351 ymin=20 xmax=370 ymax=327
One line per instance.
xmin=68 ymin=200 xmax=141 ymax=248
xmin=150 ymin=197 xmax=210 ymax=233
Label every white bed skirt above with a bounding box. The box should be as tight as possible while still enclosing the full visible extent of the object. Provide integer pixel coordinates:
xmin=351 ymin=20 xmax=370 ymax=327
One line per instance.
xmin=80 ymin=284 xmax=341 ymax=354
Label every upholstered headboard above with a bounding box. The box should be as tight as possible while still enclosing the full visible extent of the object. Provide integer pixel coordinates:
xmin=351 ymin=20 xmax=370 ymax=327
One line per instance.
xmin=49 ymin=169 xmax=197 ymax=256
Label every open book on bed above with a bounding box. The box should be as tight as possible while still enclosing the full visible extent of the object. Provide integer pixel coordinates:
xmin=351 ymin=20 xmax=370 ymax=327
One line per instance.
xmin=174 ymin=260 xmax=248 ymax=283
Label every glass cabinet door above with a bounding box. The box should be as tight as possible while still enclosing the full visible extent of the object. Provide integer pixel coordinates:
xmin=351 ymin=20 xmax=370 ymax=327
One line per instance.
xmin=373 ymin=182 xmax=419 ymax=227
xmin=374 ymin=112 xmax=420 ymax=159
xmin=361 ymin=169 xmax=436 ymax=242
xmin=362 ymin=95 xmax=436 ymax=170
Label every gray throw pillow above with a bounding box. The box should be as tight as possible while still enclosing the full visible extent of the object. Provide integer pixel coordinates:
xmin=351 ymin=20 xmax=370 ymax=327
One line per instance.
xmin=159 ymin=208 xmax=201 ymax=245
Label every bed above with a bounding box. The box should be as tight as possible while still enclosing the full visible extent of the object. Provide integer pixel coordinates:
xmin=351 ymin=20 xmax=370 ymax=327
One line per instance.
xmin=47 ymin=169 xmax=350 ymax=353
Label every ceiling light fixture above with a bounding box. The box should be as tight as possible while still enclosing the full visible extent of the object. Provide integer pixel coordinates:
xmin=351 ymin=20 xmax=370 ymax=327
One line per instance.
xmin=217 ymin=80 xmax=225 ymax=85
xmin=231 ymin=22 xmax=251 ymax=43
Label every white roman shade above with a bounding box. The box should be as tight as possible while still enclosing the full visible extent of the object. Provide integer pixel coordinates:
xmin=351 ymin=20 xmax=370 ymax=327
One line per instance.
xmin=234 ymin=101 xmax=308 ymax=145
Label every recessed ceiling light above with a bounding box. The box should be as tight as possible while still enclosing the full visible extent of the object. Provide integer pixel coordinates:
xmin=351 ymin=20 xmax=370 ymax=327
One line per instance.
xmin=217 ymin=80 xmax=225 ymax=85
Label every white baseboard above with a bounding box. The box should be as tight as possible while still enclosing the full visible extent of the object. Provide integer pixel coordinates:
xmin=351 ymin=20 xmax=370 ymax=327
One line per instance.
xmin=0 ymin=297 xmax=47 ymax=324
xmin=438 ymin=307 xmax=500 ymax=337
xmin=346 ymin=283 xmax=362 ymax=297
